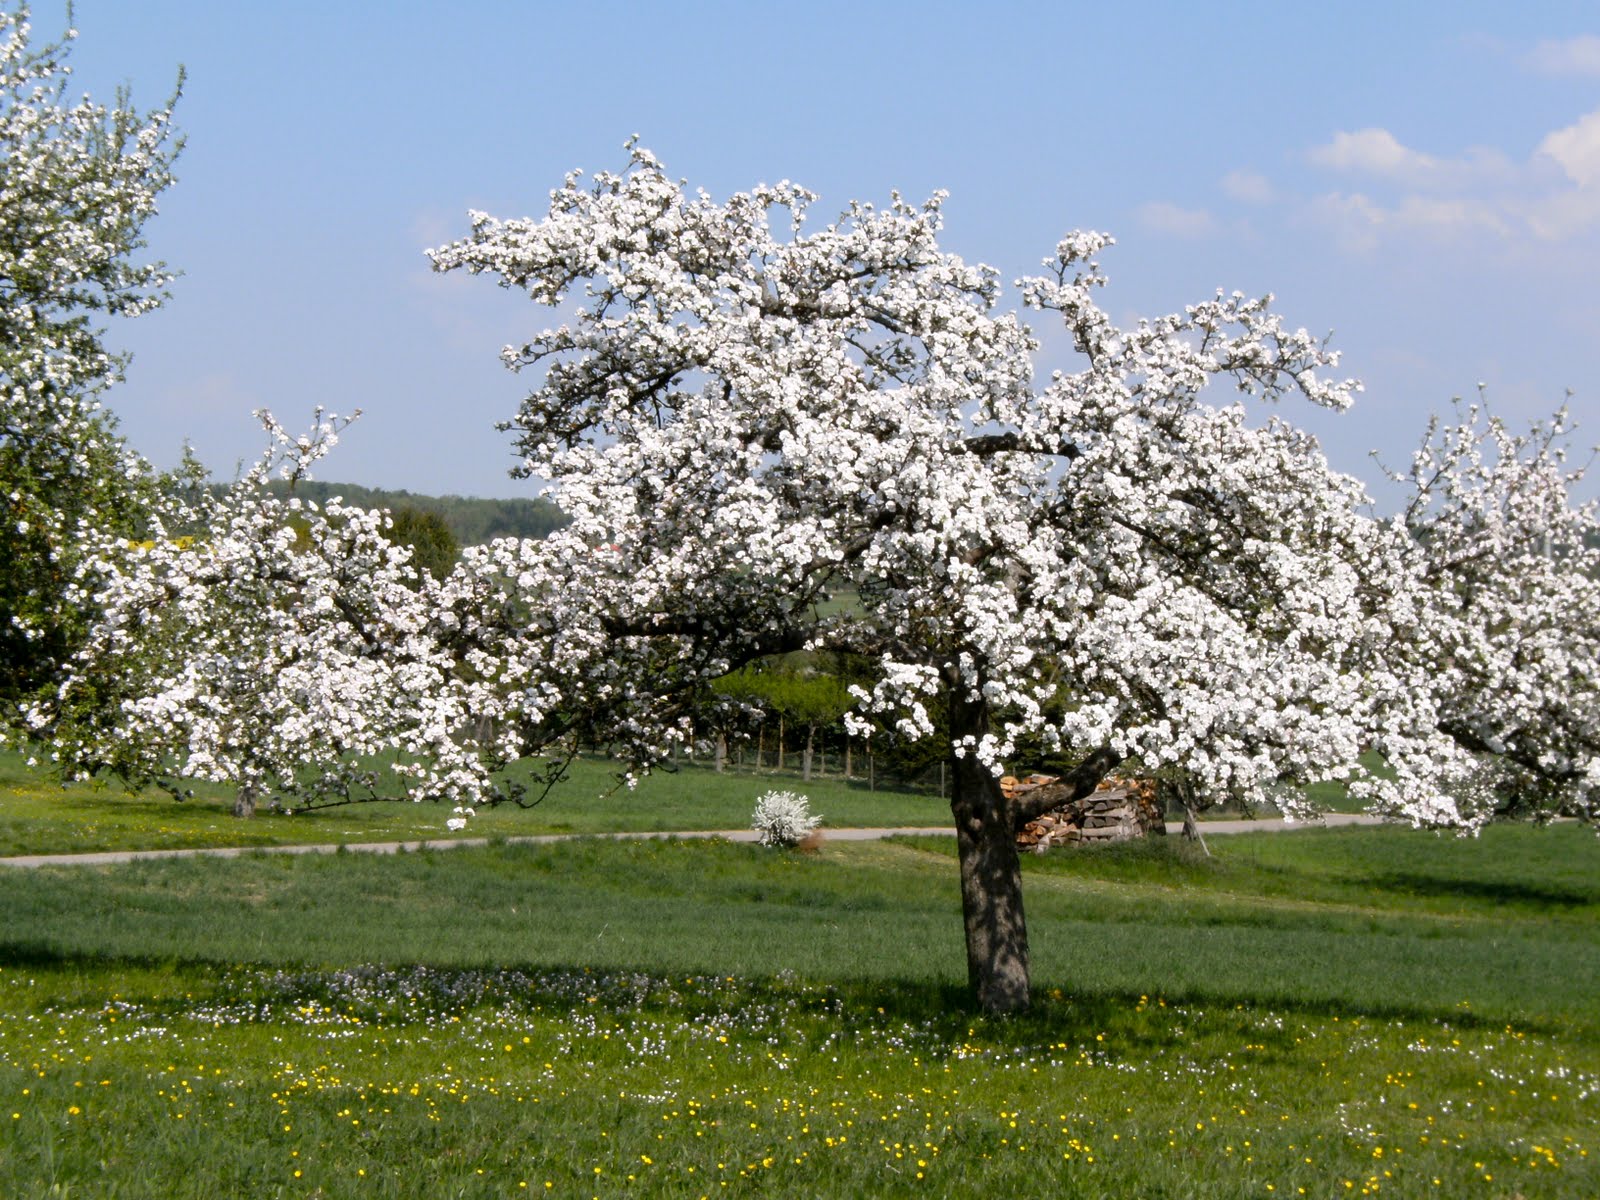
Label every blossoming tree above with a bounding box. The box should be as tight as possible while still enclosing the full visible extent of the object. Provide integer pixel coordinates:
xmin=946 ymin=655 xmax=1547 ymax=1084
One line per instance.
xmin=42 ymin=411 xmax=508 ymax=818
xmin=1368 ymin=402 xmax=1598 ymax=826
xmin=38 ymin=139 xmax=1596 ymax=1014
xmin=419 ymin=144 xmax=1597 ymax=1011
xmin=0 ymin=3 xmax=182 ymax=713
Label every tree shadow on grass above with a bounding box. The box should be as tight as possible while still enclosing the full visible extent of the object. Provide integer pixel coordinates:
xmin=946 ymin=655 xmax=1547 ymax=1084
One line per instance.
xmin=1 ymin=940 xmax=1589 ymax=1049
xmin=1368 ymin=872 xmax=1599 ymax=911
xmin=0 ymin=939 xmax=67 ymax=969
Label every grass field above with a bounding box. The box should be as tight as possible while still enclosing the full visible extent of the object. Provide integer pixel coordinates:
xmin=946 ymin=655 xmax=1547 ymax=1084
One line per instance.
xmin=0 ymin=744 xmax=1381 ymax=861
xmin=0 ymin=793 xmax=1596 ymax=1198
xmin=0 ymin=750 xmax=953 ymax=857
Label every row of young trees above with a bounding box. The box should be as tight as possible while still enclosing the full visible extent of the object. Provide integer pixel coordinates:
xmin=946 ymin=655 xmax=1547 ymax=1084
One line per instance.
xmin=710 ymin=657 xmax=961 ymax=786
xmin=3 ymin=9 xmax=1595 ymax=1012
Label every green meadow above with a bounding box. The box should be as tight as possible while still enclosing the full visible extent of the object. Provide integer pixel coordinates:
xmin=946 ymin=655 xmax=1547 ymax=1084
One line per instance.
xmin=0 ymin=750 xmax=952 ymax=857
xmin=0 ymin=761 xmax=1596 ymax=1197
xmin=0 ymin=744 xmax=1378 ymax=861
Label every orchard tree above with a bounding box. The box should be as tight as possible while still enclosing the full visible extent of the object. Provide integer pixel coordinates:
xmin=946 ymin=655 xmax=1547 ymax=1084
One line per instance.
xmin=422 ymin=143 xmax=1596 ymax=1013
xmin=37 ymin=410 xmax=508 ymax=818
xmin=1363 ymin=401 xmax=1599 ymax=825
xmin=44 ymin=141 xmax=1594 ymax=1015
xmin=769 ymin=668 xmax=853 ymax=782
xmin=0 ymin=3 xmax=183 ymax=713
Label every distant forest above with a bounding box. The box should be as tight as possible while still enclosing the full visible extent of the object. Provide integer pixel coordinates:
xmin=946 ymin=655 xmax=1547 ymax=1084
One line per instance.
xmin=262 ymin=480 xmax=568 ymax=545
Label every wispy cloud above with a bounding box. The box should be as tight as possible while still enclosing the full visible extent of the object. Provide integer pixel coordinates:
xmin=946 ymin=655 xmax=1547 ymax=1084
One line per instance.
xmin=1290 ymin=110 xmax=1600 ymax=248
xmin=1522 ymin=34 xmax=1600 ymax=77
xmin=1297 ymin=192 xmax=1509 ymax=253
xmin=1135 ymin=201 xmax=1216 ymax=238
xmin=1220 ymin=169 xmax=1275 ymax=205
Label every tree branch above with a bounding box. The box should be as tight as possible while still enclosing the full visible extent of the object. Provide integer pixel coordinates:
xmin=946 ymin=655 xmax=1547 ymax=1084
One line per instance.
xmin=1011 ymin=744 xmax=1122 ymax=825
xmin=961 ymin=432 xmax=1080 ymax=459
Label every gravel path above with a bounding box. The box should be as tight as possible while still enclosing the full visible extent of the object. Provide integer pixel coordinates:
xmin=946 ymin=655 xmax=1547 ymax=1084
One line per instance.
xmin=0 ymin=812 xmax=1387 ymax=869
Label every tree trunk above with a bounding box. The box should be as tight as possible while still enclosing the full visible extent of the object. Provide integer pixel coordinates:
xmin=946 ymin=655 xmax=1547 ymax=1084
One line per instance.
xmin=777 ymin=716 xmax=785 ymax=771
xmin=946 ymin=695 xmax=1121 ymax=1015
xmin=233 ymin=782 xmax=257 ymax=819
xmin=844 ymin=738 xmax=852 ymax=779
xmin=948 ymin=708 xmax=1032 ymax=1015
xmin=802 ymin=723 xmax=815 ymax=782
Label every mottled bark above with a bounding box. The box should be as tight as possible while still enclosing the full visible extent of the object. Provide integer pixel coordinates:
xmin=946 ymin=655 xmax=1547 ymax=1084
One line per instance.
xmin=948 ymin=697 xmax=1120 ymax=1014
xmin=947 ymin=694 xmax=1034 ymax=1013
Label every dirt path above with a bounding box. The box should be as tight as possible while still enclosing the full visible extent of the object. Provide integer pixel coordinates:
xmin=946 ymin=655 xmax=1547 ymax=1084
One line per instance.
xmin=0 ymin=812 xmax=1386 ymax=869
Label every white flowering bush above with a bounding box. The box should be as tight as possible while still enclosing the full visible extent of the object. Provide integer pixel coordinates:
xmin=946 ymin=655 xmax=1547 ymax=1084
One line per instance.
xmin=34 ymin=409 xmax=532 ymax=818
xmin=750 ymin=790 xmax=821 ymax=848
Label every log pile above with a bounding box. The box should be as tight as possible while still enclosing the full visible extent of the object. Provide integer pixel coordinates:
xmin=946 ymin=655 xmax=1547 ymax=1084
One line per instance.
xmin=1006 ymin=774 xmax=1167 ymax=851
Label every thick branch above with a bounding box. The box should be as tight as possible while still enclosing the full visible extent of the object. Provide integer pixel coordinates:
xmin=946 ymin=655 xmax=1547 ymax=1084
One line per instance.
xmin=1011 ymin=745 xmax=1123 ymax=825
xmin=961 ymin=432 xmax=1080 ymax=459
xmin=1439 ymin=718 xmax=1585 ymax=785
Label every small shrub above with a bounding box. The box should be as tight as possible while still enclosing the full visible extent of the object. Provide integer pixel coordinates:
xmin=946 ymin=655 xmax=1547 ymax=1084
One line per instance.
xmin=751 ymin=790 xmax=821 ymax=848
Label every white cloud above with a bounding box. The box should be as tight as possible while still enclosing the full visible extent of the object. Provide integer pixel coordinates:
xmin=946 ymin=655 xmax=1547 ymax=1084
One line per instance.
xmin=1285 ymin=108 xmax=1600 ymax=248
xmin=1522 ymin=34 xmax=1600 ymax=77
xmin=1220 ymin=169 xmax=1275 ymax=205
xmin=1538 ymin=109 xmax=1600 ymax=187
xmin=1309 ymin=128 xmax=1439 ymax=180
xmin=1135 ymin=201 xmax=1216 ymax=238
xmin=1307 ymin=129 xmax=1514 ymax=190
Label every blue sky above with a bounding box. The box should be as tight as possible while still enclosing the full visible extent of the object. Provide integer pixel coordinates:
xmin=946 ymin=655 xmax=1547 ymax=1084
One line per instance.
xmin=60 ymin=1 xmax=1600 ymax=504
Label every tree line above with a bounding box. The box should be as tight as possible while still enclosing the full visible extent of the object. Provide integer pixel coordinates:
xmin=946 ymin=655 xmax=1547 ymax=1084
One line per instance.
xmin=263 ymin=479 xmax=567 ymax=546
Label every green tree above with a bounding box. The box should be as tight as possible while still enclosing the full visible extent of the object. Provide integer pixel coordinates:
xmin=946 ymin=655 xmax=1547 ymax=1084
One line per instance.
xmin=385 ymin=505 xmax=460 ymax=581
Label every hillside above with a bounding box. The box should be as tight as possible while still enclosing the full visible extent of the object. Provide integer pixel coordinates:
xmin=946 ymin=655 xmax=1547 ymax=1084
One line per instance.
xmin=262 ymin=480 xmax=567 ymax=545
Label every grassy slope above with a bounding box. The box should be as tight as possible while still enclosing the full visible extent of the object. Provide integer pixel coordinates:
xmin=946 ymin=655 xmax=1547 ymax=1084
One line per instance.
xmin=0 ymin=825 xmax=1596 ymax=1197
xmin=3 ymin=741 xmax=1596 ymax=1197
xmin=3 ymin=826 xmax=1596 ymax=1026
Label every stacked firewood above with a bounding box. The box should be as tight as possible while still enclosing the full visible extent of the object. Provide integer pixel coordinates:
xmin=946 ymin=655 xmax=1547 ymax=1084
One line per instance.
xmin=1007 ymin=774 xmax=1167 ymax=851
